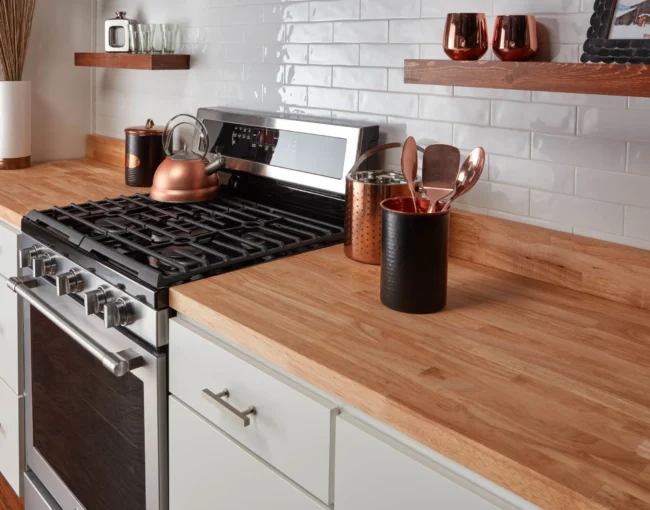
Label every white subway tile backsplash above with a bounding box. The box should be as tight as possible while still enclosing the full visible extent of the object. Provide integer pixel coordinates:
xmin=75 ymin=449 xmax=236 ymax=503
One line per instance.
xmin=333 ymin=21 xmax=388 ymax=43
xmin=454 ymin=125 xmax=531 ymax=158
xmin=492 ymin=101 xmax=576 ymax=135
xmin=578 ymin=107 xmax=650 ymax=142
xmin=576 ymin=168 xmax=650 ymax=208
xmin=625 ymin=206 xmax=650 ymax=242
xmin=490 ymin=156 xmax=575 ymax=194
xmin=333 ymin=67 xmax=387 ymax=90
xmin=309 ymin=44 xmax=359 ymax=65
xmin=360 ymin=0 xmax=420 ymax=20
xmin=532 ymin=133 xmax=626 ymax=172
xmin=530 ymin=191 xmax=624 ymax=235
xmin=360 ymin=44 xmax=419 ymax=67
xmin=359 ymin=91 xmax=418 ymax=117
xmin=310 ymin=0 xmax=360 ymax=22
xmin=421 ymin=96 xmax=490 ymax=125
xmin=627 ymin=143 xmax=650 ymax=177
xmin=422 ymin=0 xmax=494 ymax=18
xmin=308 ymin=87 xmax=358 ymax=110
xmin=95 ymin=0 xmax=650 ymax=250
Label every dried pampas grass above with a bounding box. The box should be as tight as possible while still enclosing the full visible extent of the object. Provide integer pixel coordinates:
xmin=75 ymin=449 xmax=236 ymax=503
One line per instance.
xmin=0 ymin=0 xmax=36 ymax=81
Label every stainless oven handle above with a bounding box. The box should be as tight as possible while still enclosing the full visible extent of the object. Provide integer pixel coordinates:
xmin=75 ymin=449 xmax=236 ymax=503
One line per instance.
xmin=7 ymin=277 xmax=145 ymax=377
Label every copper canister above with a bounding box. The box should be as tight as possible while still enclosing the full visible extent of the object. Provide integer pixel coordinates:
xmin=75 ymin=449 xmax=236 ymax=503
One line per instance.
xmin=125 ymin=119 xmax=165 ymax=187
xmin=344 ymin=171 xmax=410 ymax=265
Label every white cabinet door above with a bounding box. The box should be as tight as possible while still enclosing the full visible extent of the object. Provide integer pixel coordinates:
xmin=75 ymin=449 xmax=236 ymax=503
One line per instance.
xmin=0 ymin=377 xmax=23 ymax=496
xmin=0 ymin=277 xmax=20 ymax=394
xmin=170 ymin=318 xmax=336 ymax=504
xmin=0 ymin=220 xmax=19 ymax=279
xmin=336 ymin=415 xmax=523 ymax=510
xmin=169 ymin=396 xmax=325 ymax=510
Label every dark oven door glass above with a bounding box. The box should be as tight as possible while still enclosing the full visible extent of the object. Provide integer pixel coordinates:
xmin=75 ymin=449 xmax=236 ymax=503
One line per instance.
xmin=30 ymin=307 xmax=146 ymax=510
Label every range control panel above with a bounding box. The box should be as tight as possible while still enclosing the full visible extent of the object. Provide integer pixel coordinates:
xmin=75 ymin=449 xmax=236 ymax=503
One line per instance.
xmin=211 ymin=123 xmax=280 ymax=165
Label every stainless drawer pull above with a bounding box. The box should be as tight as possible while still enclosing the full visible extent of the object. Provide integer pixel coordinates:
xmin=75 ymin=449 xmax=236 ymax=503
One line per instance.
xmin=7 ymin=276 xmax=145 ymax=378
xmin=202 ymin=388 xmax=256 ymax=427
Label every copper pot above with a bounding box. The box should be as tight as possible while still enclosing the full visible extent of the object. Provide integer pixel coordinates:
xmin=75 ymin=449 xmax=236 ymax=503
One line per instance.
xmin=493 ymin=15 xmax=538 ymax=62
xmin=150 ymin=114 xmax=226 ymax=203
xmin=344 ymin=143 xmax=413 ymax=265
xmin=443 ymin=13 xmax=489 ymax=61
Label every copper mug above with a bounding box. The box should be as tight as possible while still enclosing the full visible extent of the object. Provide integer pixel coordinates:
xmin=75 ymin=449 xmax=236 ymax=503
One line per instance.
xmin=443 ymin=13 xmax=488 ymax=61
xmin=493 ymin=15 xmax=538 ymax=61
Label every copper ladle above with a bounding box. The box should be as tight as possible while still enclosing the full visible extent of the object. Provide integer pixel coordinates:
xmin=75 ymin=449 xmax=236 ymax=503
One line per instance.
xmin=440 ymin=147 xmax=486 ymax=212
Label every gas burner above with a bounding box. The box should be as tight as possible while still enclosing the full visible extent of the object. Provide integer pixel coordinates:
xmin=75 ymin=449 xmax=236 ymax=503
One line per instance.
xmin=159 ymin=245 xmax=204 ymax=259
xmin=95 ymin=216 xmax=135 ymax=233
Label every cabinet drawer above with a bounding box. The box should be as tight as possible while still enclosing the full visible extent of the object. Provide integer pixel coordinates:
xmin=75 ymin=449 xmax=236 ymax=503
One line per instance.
xmin=336 ymin=415 xmax=527 ymax=510
xmin=169 ymin=318 xmax=336 ymax=505
xmin=0 ymin=220 xmax=19 ymax=279
xmin=0 ymin=277 xmax=21 ymax=394
xmin=170 ymin=396 xmax=324 ymax=510
xmin=0 ymin=378 xmax=23 ymax=497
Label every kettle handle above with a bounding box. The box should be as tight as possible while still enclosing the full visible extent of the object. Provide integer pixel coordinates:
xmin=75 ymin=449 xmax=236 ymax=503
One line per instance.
xmin=162 ymin=114 xmax=211 ymax=161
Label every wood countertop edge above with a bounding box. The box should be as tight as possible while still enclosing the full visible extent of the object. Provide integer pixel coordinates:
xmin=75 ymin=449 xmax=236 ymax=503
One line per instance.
xmin=170 ymin=289 xmax=607 ymax=510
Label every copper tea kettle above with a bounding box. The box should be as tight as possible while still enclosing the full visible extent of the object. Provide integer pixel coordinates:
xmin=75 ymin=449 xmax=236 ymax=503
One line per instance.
xmin=150 ymin=114 xmax=226 ymax=203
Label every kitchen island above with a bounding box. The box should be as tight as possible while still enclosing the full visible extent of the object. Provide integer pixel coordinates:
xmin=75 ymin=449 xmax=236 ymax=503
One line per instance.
xmin=0 ymin=152 xmax=649 ymax=509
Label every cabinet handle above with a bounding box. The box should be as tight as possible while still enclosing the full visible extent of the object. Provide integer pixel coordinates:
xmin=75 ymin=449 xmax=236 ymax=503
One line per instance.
xmin=202 ymin=388 xmax=256 ymax=427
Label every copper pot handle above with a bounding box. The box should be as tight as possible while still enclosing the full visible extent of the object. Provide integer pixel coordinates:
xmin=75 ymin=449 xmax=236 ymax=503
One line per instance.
xmin=162 ymin=114 xmax=211 ymax=160
xmin=348 ymin=142 xmax=427 ymax=177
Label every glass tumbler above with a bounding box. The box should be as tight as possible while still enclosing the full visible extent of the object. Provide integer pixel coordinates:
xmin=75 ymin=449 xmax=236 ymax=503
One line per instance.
xmin=128 ymin=25 xmax=141 ymax=54
xmin=151 ymin=24 xmax=163 ymax=54
xmin=138 ymin=24 xmax=153 ymax=54
xmin=162 ymin=24 xmax=179 ymax=54
xmin=493 ymin=15 xmax=538 ymax=61
xmin=443 ymin=13 xmax=489 ymax=61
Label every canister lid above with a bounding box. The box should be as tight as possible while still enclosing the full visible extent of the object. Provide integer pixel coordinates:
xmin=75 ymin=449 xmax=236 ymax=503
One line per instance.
xmin=125 ymin=119 xmax=164 ymax=136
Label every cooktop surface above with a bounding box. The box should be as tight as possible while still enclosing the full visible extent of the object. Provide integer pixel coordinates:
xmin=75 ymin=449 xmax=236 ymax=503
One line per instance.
xmin=23 ymin=191 xmax=344 ymax=289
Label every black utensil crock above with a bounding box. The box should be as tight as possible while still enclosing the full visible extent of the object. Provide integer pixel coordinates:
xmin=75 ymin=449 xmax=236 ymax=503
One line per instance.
xmin=380 ymin=197 xmax=449 ymax=314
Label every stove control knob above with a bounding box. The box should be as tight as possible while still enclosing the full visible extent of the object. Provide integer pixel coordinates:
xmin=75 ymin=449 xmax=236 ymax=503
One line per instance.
xmin=104 ymin=298 xmax=135 ymax=329
xmin=84 ymin=287 xmax=110 ymax=316
xmin=32 ymin=254 xmax=57 ymax=278
xmin=18 ymin=246 xmax=39 ymax=269
xmin=55 ymin=269 xmax=84 ymax=296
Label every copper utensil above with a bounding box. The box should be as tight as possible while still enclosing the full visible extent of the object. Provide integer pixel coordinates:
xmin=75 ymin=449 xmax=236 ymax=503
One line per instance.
xmin=150 ymin=114 xmax=226 ymax=203
xmin=493 ymin=15 xmax=538 ymax=62
xmin=441 ymin=147 xmax=486 ymax=212
xmin=443 ymin=13 xmax=489 ymax=61
xmin=401 ymin=137 xmax=419 ymax=211
xmin=422 ymin=145 xmax=460 ymax=213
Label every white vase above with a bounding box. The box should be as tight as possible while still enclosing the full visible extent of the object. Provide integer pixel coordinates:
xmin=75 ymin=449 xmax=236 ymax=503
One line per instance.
xmin=0 ymin=81 xmax=31 ymax=170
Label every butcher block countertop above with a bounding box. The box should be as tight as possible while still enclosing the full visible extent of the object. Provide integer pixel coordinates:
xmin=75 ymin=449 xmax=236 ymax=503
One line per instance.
xmin=2 ymin=147 xmax=650 ymax=510
xmin=0 ymin=158 xmax=147 ymax=228
xmin=171 ymin=246 xmax=650 ymax=510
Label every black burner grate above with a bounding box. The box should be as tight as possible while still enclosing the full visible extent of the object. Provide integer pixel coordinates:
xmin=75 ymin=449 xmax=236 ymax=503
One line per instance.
xmin=27 ymin=194 xmax=344 ymax=288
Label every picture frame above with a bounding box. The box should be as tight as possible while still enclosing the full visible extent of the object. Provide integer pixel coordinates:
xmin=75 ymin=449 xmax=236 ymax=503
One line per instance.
xmin=582 ymin=0 xmax=650 ymax=64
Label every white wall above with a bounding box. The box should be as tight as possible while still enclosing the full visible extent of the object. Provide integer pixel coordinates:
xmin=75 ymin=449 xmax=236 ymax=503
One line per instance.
xmin=95 ymin=0 xmax=650 ymax=251
xmin=23 ymin=0 xmax=93 ymax=162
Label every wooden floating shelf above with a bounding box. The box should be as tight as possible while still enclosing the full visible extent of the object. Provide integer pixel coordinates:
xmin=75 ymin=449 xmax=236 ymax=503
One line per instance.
xmin=405 ymin=59 xmax=650 ymax=98
xmin=75 ymin=52 xmax=190 ymax=71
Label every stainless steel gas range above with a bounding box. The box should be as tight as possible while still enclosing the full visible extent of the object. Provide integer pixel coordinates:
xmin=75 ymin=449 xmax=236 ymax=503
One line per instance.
xmin=11 ymin=108 xmax=379 ymax=510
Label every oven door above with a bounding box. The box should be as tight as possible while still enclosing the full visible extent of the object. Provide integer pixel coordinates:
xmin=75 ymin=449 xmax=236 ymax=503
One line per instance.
xmin=10 ymin=276 xmax=167 ymax=510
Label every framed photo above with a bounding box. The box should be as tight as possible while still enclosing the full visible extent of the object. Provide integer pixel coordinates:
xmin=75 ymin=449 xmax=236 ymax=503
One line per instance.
xmin=582 ymin=0 xmax=650 ymax=63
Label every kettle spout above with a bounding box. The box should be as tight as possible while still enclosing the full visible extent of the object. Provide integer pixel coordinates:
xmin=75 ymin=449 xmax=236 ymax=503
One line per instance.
xmin=206 ymin=154 xmax=227 ymax=175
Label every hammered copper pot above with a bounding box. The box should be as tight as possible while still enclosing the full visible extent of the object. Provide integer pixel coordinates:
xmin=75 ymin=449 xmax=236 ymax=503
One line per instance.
xmin=493 ymin=15 xmax=538 ymax=61
xmin=345 ymin=170 xmax=410 ymax=265
xmin=443 ymin=13 xmax=489 ymax=61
